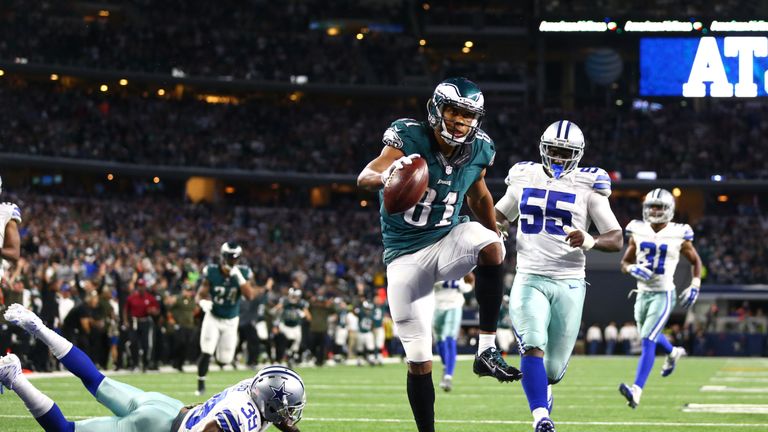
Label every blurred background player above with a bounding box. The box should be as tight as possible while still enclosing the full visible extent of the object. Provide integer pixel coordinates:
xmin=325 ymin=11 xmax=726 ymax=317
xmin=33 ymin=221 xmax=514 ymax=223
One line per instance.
xmin=195 ymin=241 xmax=256 ymax=395
xmin=495 ymin=120 xmax=623 ymax=432
xmin=618 ymin=188 xmax=703 ymax=409
xmin=1 ymin=304 xmax=306 ymax=432
xmin=124 ymin=278 xmax=160 ymax=371
xmin=371 ymin=296 xmax=386 ymax=365
xmin=357 ymin=77 xmax=520 ymax=432
xmin=273 ymin=287 xmax=311 ymax=367
xmin=354 ymin=300 xmax=376 ymax=366
xmin=433 ymin=273 xmax=474 ymax=392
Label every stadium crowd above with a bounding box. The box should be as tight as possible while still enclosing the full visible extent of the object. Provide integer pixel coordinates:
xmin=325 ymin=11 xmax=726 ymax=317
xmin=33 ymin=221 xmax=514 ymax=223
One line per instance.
xmin=2 ymin=81 xmax=768 ymax=180
xmin=0 ymin=189 xmax=765 ymax=372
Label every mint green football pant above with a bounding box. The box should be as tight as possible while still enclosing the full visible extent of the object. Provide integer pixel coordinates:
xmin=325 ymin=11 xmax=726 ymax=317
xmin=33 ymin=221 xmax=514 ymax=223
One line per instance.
xmin=510 ymin=273 xmax=586 ymax=384
xmin=75 ymin=378 xmax=184 ymax=432
xmin=634 ymin=290 xmax=675 ymax=341
xmin=433 ymin=307 xmax=463 ymax=341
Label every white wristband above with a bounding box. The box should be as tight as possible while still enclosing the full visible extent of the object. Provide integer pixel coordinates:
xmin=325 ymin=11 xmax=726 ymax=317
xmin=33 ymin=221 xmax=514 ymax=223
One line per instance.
xmin=691 ymin=277 xmax=701 ymax=288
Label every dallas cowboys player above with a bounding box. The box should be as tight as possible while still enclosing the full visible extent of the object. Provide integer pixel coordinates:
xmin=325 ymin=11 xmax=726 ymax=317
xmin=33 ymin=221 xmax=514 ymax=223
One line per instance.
xmin=618 ymin=188 xmax=702 ymax=409
xmin=196 ymin=242 xmax=257 ymax=395
xmin=0 ymin=175 xmax=22 ymax=283
xmin=358 ymin=77 xmax=521 ymax=432
xmin=495 ymin=120 xmax=623 ymax=432
xmin=1 ymin=304 xmax=306 ymax=432
xmin=433 ymin=274 xmax=474 ymax=392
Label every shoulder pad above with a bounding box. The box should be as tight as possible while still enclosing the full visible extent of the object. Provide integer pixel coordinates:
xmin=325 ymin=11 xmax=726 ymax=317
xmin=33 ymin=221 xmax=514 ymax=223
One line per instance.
xmin=574 ymin=167 xmax=611 ymax=197
xmin=382 ymin=118 xmax=424 ymax=150
xmin=504 ymin=161 xmax=539 ymax=186
xmin=473 ymin=128 xmax=496 ymax=167
xmin=202 ymin=265 xmax=212 ymax=278
xmin=625 ymin=219 xmax=643 ymax=235
xmin=0 ymin=202 xmax=21 ymax=223
xmin=680 ymin=223 xmax=694 ymax=241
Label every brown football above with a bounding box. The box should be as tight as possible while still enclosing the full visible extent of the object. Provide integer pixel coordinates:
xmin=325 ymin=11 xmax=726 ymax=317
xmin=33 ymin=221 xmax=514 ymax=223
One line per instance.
xmin=383 ymin=157 xmax=429 ymax=214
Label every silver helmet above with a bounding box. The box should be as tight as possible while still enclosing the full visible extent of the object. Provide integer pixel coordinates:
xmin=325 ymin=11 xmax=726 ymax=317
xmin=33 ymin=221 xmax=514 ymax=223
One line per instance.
xmin=539 ymin=120 xmax=585 ymax=179
xmin=642 ymin=188 xmax=675 ymax=224
xmin=250 ymin=365 xmax=306 ymax=425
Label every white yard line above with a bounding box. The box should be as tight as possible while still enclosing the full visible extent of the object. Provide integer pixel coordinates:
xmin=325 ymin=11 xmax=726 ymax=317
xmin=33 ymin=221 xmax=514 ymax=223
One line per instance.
xmin=683 ymin=404 xmax=768 ymax=414
xmin=701 ymin=385 xmax=768 ymax=393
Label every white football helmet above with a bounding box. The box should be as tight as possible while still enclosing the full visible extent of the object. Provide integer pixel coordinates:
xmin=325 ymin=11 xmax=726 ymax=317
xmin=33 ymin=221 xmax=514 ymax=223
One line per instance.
xmin=250 ymin=365 xmax=306 ymax=425
xmin=539 ymin=120 xmax=585 ymax=179
xmin=642 ymin=188 xmax=675 ymax=224
xmin=288 ymin=288 xmax=302 ymax=303
xmin=0 ymin=175 xmax=3 ymax=195
xmin=220 ymin=242 xmax=242 ymax=267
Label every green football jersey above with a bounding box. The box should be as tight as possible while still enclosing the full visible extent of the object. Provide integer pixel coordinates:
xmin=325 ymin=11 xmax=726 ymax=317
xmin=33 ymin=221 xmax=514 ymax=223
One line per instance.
xmin=379 ymin=118 xmax=496 ymax=265
xmin=281 ymin=299 xmax=308 ymax=327
xmin=357 ymin=307 xmax=374 ymax=333
xmin=203 ymin=264 xmax=247 ymax=319
xmin=372 ymin=305 xmax=385 ymax=328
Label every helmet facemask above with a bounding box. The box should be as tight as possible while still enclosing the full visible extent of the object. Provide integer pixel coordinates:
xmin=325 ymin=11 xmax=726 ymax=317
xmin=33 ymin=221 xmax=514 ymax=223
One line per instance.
xmin=540 ymin=140 xmax=583 ymax=179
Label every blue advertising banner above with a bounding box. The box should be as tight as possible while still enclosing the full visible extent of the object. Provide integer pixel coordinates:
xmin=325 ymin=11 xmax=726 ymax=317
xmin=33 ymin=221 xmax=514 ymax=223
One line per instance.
xmin=640 ymin=37 xmax=768 ymax=97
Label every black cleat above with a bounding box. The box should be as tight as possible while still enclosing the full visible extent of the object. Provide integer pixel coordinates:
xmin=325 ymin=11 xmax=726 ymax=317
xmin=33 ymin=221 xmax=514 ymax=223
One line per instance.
xmin=535 ymin=417 xmax=556 ymax=432
xmin=618 ymin=383 xmax=638 ymax=409
xmin=473 ymin=347 xmax=522 ymax=382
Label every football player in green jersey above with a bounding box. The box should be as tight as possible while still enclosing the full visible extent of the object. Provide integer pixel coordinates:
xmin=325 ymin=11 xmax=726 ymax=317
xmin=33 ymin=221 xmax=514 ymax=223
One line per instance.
xmin=358 ymin=77 xmax=521 ymax=432
xmin=195 ymin=242 xmax=257 ymax=395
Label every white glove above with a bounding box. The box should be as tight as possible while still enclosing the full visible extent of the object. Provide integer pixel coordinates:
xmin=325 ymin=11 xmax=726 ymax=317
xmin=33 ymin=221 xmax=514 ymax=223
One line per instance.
xmin=679 ymin=277 xmax=701 ymax=308
xmin=380 ymin=154 xmax=421 ymax=186
xmin=198 ymin=299 xmax=213 ymax=313
xmin=627 ymin=264 xmax=654 ymax=282
xmin=563 ymin=226 xmax=595 ymax=251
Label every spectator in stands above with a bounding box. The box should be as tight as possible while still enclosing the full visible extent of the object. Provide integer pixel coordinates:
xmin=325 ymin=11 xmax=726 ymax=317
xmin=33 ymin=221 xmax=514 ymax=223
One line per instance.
xmin=604 ymin=321 xmax=618 ymax=355
xmin=586 ymin=324 xmax=603 ymax=355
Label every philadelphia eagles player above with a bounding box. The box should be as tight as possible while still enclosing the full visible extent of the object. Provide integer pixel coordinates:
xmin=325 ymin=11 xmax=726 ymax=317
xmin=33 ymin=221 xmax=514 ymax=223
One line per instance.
xmin=195 ymin=242 xmax=257 ymax=395
xmin=496 ymin=120 xmax=623 ymax=432
xmin=618 ymin=188 xmax=702 ymax=409
xmin=2 ymin=304 xmax=306 ymax=432
xmin=358 ymin=77 xmax=521 ymax=432
xmin=434 ymin=274 xmax=474 ymax=392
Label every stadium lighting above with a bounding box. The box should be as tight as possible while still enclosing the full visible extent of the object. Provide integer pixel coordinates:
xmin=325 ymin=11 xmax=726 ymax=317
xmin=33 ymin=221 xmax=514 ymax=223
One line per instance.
xmin=326 ymin=27 xmax=340 ymax=36
xmin=636 ymin=171 xmax=658 ymax=180
xmin=539 ymin=20 xmax=608 ymax=32
xmin=419 ymin=39 xmax=427 ymax=46
xmin=360 ymin=200 xmax=368 ymax=207
xmin=615 ymin=99 xmax=624 ymax=106
xmin=711 ymin=20 xmax=768 ymax=32
xmin=422 ymin=3 xmax=430 ymax=11
xmin=153 ymin=177 xmax=160 ymax=184
xmin=107 ymin=173 xmax=114 ymax=181
xmin=717 ymin=194 xmax=729 ymax=202
xmin=672 ymin=187 xmax=682 ymax=197
xmin=461 ymin=47 xmax=471 ymax=54
xmin=0 ymin=69 xmax=4 ymax=76
xmin=100 ymin=84 xmax=108 ymax=92
xmin=119 ymin=79 xmax=128 ymax=86
xmin=98 ymin=10 xmax=110 ymax=17
xmin=157 ymin=89 xmax=166 ymax=96
xmin=711 ymin=174 xmax=723 ymax=182
xmin=224 ymin=186 xmax=235 ymax=194
xmin=50 ymin=74 xmax=59 ymax=81
xmin=624 ymin=20 xmax=693 ymax=32
xmin=356 ymin=33 xmax=364 ymax=40
xmin=464 ymin=41 xmax=474 ymax=48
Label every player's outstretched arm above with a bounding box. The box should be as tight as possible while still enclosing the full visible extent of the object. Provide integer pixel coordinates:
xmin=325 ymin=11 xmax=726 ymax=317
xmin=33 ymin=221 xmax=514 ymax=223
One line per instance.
xmin=680 ymin=240 xmax=702 ymax=279
xmin=1 ymin=220 xmax=20 ymax=262
xmin=620 ymin=237 xmax=638 ymax=273
xmin=357 ymin=146 xmax=405 ymax=190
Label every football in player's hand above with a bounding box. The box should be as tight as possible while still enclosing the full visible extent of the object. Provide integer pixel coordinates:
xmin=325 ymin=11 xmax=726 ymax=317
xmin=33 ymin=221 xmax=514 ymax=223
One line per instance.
xmin=383 ymin=157 xmax=429 ymax=214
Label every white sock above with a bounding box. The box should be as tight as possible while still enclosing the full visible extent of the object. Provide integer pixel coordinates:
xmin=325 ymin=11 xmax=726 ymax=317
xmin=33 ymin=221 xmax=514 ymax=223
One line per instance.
xmin=34 ymin=326 xmax=73 ymax=359
xmin=478 ymin=334 xmax=497 ymax=354
xmin=632 ymin=384 xmax=643 ymax=402
xmin=532 ymin=407 xmax=550 ymax=424
xmin=11 ymin=375 xmax=55 ymax=418
xmin=444 ymin=374 xmax=452 ymax=380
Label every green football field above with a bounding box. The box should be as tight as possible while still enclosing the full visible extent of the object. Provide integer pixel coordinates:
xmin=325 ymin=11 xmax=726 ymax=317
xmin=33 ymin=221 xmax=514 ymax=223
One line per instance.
xmin=2 ymin=356 xmax=767 ymax=431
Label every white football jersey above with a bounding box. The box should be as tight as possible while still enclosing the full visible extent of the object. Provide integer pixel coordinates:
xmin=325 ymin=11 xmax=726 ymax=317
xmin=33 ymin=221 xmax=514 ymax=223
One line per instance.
xmin=179 ymin=379 xmax=270 ymax=432
xmin=434 ymin=279 xmax=472 ymax=310
xmin=625 ymin=219 xmax=693 ymax=292
xmin=0 ymin=201 xmax=22 ymax=280
xmin=495 ymin=162 xmax=620 ymax=279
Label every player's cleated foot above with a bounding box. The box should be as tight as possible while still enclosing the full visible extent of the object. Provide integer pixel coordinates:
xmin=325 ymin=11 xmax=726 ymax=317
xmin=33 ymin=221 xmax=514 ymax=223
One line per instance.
xmin=439 ymin=375 xmax=453 ymax=392
xmin=534 ymin=417 xmax=556 ymax=432
xmin=473 ymin=347 xmax=522 ymax=382
xmin=196 ymin=379 xmax=206 ymax=396
xmin=0 ymin=354 xmax=22 ymax=393
xmin=3 ymin=304 xmax=45 ymax=335
xmin=661 ymin=347 xmax=686 ymax=377
xmin=618 ymin=383 xmax=639 ymax=409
